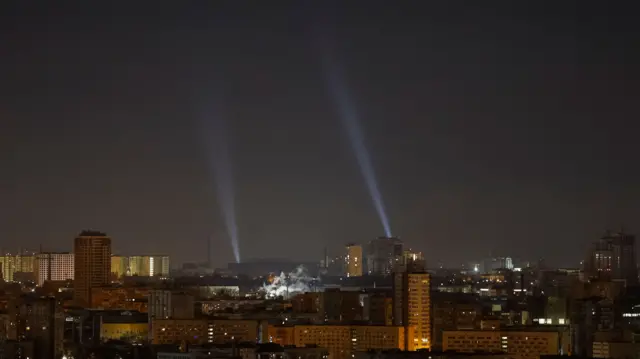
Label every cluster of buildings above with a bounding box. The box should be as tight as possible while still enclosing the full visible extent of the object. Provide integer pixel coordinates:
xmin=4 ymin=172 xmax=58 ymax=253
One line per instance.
xmin=0 ymin=233 xmax=170 ymax=287
xmin=1 ymin=230 xmax=640 ymax=359
xmin=324 ymin=236 xmax=425 ymax=277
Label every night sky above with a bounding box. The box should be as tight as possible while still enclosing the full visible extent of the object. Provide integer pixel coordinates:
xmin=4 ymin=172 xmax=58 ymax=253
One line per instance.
xmin=2 ymin=2 xmax=639 ymax=268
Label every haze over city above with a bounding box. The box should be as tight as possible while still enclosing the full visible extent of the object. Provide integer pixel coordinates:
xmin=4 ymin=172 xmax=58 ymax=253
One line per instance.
xmin=2 ymin=2 xmax=639 ymax=268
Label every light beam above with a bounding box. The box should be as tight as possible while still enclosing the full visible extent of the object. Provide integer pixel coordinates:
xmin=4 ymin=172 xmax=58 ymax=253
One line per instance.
xmin=322 ymin=56 xmax=393 ymax=238
xmin=199 ymin=99 xmax=241 ymax=263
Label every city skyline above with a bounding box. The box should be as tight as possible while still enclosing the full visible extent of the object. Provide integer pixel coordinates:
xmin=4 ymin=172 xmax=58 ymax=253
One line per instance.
xmin=0 ymin=228 xmax=634 ymax=270
xmin=3 ymin=3 xmax=640 ymax=267
xmin=3 ymin=3 xmax=640 ymax=359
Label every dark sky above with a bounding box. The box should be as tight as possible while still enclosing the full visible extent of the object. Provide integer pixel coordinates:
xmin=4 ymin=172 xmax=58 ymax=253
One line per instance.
xmin=2 ymin=2 xmax=639 ymax=268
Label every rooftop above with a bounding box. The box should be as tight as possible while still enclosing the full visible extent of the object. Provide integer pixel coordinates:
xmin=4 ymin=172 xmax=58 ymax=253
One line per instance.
xmin=78 ymin=230 xmax=107 ymax=237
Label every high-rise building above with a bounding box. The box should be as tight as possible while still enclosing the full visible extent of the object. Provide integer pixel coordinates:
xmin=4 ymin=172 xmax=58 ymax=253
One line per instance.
xmin=367 ymin=237 xmax=403 ymax=275
xmin=74 ymin=230 xmax=111 ymax=306
xmin=345 ymin=244 xmax=363 ymax=277
xmin=584 ymin=231 xmax=638 ymax=285
xmin=393 ymin=270 xmax=431 ymax=350
xmin=35 ymin=252 xmax=74 ymax=285
xmin=482 ymin=256 xmax=514 ymax=273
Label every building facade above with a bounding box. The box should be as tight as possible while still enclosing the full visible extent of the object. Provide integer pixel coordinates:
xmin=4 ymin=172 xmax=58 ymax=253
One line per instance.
xmin=398 ymin=250 xmax=426 ymax=272
xmin=345 ymin=244 xmax=363 ymax=277
xmin=111 ymin=255 xmax=127 ymax=279
xmin=152 ymin=319 xmax=267 ymax=345
xmin=6 ymin=296 xmax=64 ymax=359
xmin=393 ymin=271 xmax=431 ymax=350
xmin=268 ymin=324 xmax=412 ymax=359
xmin=74 ymin=230 xmax=112 ymax=306
xmin=111 ymin=255 xmax=170 ymax=278
xmin=584 ymin=231 xmax=638 ymax=285
xmin=148 ymin=290 xmax=195 ymax=320
xmin=367 ymin=237 xmax=403 ymax=275
xmin=0 ymin=253 xmax=35 ymax=282
xmin=442 ymin=328 xmax=571 ymax=359
xmin=35 ymin=252 xmax=74 ymax=285
xmin=91 ymin=286 xmax=150 ymax=312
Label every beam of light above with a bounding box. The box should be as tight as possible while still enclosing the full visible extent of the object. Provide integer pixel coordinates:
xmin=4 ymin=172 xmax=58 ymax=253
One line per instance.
xmin=198 ymin=100 xmax=241 ymax=264
xmin=322 ymin=55 xmax=393 ymax=238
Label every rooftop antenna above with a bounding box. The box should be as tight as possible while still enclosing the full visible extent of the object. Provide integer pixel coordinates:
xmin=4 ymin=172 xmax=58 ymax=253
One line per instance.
xmin=324 ymin=247 xmax=328 ymax=269
xmin=207 ymin=236 xmax=212 ymax=268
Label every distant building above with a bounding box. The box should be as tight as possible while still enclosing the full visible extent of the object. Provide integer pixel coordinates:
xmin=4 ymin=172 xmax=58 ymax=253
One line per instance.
xmin=322 ymin=289 xmax=363 ymax=322
xmin=367 ymin=237 xmax=403 ymax=275
xmin=129 ymin=255 xmax=170 ymax=276
xmin=431 ymin=293 xmax=481 ymax=350
xmin=111 ymin=255 xmax=170 ymax=278
xmin=363 ymin=291 xmax=393 ymax=325
xmin=584 ymin=231 xmax=638 ymax=285
xmin=345 ymin=244 xmax=363 ymax=277
xmin=111 ymin=255 xmax=127 ymax=278
xmin=326 ymin=255 xmax=345 ymax=276
xmin=228 ymin=259 xmax=320 ymax=277
xmin=149 ymin=290 xmax=195 ymax=320
xmin=91 ymin=286 xmax=150 ymax=312
xmin=393 ymin=270 xmax=431 ymax=350
xmin=398 ymin=249 xmax=426 ymax=272
xmin=74 ymin=230 xmax=112 ymax=306
xmin=0 ymin=253 xmax=35 ymax=282
xmin=291 ymin=292 xmax=323 ymax=317
xmin=482 ymin=257 xmax=514 ymax=273
xmin=35 ymin=252 xmax=74 ymax=285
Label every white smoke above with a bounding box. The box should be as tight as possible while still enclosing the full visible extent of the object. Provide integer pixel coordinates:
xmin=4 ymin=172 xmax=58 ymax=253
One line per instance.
xmin=262 ymin=266 xmax=313 ymax=299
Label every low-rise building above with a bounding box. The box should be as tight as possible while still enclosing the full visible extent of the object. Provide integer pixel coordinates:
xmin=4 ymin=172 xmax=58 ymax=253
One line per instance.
xmin=99 ymin=310 xmax=148 ymax=342
xmin=268 ymin=324 xmax=412 ymax=359
xmin=443 ymin=327 xmax=571 ymax=359
xmin=91 ymin=286 xmax=150 ymax=312
xmin=152 ymin=318 xmax=268 ymax=345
